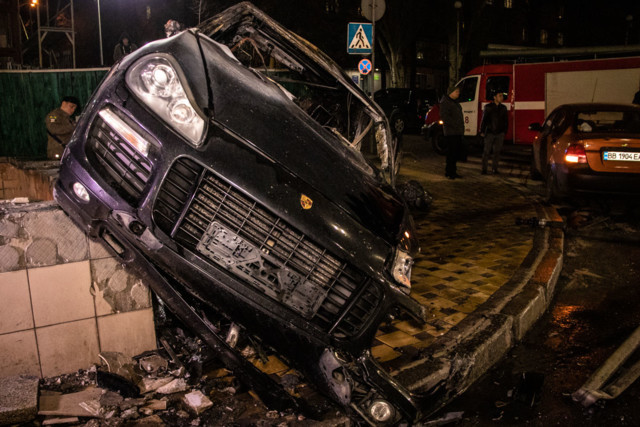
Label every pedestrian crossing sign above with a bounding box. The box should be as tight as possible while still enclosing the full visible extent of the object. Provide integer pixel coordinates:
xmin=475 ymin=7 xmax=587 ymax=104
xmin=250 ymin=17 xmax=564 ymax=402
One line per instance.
xmin=347 ymin=22 xmax=373 ymax=54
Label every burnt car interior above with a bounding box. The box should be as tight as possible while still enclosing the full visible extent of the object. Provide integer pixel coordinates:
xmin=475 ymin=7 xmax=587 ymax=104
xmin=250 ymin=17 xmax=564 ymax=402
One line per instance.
xmin=198 ymin=3 xmax=393 ymax=175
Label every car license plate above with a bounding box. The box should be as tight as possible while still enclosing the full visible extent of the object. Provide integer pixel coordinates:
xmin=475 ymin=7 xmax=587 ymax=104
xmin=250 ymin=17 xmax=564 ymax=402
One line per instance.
xmin=603 ymin=151 xmax=640 ymax=161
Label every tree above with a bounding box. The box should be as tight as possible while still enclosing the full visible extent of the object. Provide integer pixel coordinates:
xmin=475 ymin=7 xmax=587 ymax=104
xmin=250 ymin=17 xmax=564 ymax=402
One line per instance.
xmin=190 ymin=0 xmax=210 ymax=25
xmin=376 ymin=0 xmax=429 ymax=88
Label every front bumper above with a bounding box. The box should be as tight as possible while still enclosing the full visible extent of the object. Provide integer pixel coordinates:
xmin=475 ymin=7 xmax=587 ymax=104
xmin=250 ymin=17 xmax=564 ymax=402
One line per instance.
xmin=54 ymin=151 xmax=428 ymax=424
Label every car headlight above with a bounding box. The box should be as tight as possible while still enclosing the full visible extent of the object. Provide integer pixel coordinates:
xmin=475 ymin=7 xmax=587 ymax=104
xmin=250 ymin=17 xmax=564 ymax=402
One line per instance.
xmin=126 ymin=54 xmax=206 ymax=148
xmin=391 ymin=248 xmax=413 ymax=293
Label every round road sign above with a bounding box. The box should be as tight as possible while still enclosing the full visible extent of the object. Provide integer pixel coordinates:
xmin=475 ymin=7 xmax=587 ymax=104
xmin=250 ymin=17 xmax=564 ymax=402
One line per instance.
xmin=358 ymin=58 xmax=372 ymax=75
xmin=361 ymin=0 xmax=386 ymax=22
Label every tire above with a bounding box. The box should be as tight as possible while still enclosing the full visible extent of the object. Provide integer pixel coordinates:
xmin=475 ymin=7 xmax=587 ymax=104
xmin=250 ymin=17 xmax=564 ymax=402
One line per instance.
xmin=530 ymin=154 xmax=542 ymax=180
xmin=544 ymin=168 xmax=561 ymax=204
xmin=390 ymin=113 xmax=406 ymax=135
xmin=431 ymin=130 xmax=446 ymax=155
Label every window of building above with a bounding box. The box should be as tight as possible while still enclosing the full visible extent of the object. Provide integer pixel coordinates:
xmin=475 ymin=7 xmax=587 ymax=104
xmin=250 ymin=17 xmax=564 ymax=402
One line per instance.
xmin=557 ymin=32 xmax=564 ymax=45
xmin=486 ymin=0 xmax=494 ymax=5
xmin=558 ymin=5 xmax=565 ymax=20
xmin=504 ymin=0 xmax=513 ymax=8
xmin=540 ymin=29 xmax=548 ymax=45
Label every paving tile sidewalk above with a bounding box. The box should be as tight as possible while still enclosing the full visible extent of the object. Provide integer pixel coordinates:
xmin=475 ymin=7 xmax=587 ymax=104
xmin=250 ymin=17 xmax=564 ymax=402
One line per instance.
xmin=371 ymin=139 xmax=541 ymax=369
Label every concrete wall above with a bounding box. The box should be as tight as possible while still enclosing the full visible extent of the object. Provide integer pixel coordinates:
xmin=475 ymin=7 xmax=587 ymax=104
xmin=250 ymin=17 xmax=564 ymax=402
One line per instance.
xmin=0 ymin=163 xmax=56 ymax=202
xmin=0 ymin=201 xmax=156 ymax=378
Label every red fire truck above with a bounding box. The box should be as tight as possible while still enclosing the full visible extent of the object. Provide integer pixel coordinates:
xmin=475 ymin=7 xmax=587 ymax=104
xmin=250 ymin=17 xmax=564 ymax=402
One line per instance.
xmin=423 ymin=57 xmax=640 ymax=153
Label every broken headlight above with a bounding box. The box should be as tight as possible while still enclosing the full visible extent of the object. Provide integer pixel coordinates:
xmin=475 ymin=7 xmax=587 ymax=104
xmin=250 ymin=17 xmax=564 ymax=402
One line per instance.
xmin=126 ymin=54 xmax=206 ymax=148
xmin=391 ymin=247 xmax=413 ymax=293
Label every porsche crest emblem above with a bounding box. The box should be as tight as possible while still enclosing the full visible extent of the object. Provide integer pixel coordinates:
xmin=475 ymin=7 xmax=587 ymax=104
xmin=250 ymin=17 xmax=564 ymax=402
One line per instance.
xmin=300 ymin=194 xmax=313 ymax=210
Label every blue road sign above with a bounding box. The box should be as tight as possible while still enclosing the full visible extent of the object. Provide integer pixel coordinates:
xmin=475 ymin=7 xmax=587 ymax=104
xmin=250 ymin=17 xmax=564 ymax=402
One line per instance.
xmin=358 ymin=58 xmax=372 ymax=75
xmin=348 ymin=23 xmax=373 ymax=55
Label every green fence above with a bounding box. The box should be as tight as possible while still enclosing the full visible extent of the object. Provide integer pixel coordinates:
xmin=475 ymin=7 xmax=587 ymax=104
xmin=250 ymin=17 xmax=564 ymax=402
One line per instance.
xmin=0 ymin=68 xmax=109 ymax=159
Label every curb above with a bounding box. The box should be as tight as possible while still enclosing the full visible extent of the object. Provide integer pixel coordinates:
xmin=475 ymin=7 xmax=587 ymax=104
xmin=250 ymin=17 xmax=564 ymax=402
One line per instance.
xmin=392 ymin=202 xmax=564 ymax=416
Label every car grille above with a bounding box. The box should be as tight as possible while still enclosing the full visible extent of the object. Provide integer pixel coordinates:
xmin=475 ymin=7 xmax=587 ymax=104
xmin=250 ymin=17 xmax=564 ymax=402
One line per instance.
xmin=85 ymin=114 xmax=153 ymax=204
xmin=152 ymin=157 xmax=381 ymax=337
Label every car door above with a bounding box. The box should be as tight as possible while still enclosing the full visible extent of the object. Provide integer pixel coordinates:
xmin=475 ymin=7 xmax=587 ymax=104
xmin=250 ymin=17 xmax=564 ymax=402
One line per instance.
xmin=538 ymin=108 xmax=568 ymax=175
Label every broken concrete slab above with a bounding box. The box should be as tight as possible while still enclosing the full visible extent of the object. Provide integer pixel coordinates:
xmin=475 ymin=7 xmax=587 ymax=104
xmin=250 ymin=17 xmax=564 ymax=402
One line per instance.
xmin=39 ymin=386 xmax=103 ymax=417
xmin=98 ymin=351 xmax=138 ymax=383
xmin=156 ymin=378 xmax=188 ymax=395
xmin=135 ymin=414 xmax=164 ymax=425
xmin=138 ymin=377 xmax=174 ymax=394
xmin=0 ymin=375 xmax=39 ymax=425
xmin=140 ymin=399 xmax=167 ymax=415
xmin=42 ymin=416 xmax=80 ymax=425
xmin=182 ymin=390 xmax=213 ymax=415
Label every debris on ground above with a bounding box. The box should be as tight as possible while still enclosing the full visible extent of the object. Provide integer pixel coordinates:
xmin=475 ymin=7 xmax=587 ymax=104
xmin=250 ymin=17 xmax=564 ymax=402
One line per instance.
xmin=182 ymin=390 xmax=213 ymax=415
xmin=38 ymin=387 xmax=103 ymax=417
xmin=421 ymin=410 xmax=464 ymax=426
xmin=27 ymin=319 xmax=344 ymax=426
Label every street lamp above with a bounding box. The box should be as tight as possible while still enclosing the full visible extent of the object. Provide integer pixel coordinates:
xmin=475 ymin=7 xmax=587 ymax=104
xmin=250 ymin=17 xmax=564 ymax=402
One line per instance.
xmin=454 ymin=1 xmax=462 ymax=83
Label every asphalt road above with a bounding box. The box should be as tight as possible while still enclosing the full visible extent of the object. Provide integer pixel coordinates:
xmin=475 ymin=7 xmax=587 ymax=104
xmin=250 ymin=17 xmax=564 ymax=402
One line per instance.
xmin=431 ymin=198 xmax=640 ymax=426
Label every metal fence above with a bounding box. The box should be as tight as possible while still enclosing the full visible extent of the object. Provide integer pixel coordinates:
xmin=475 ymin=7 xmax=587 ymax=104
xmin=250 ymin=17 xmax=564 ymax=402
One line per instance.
xmin=0 ymin=68 xmax=108 ymax=159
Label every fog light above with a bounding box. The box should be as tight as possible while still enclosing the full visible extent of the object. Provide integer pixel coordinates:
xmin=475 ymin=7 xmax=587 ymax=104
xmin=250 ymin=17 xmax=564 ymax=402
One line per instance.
xmin=73 ymin=182 xmax=90 ymax=202
xmin=369 ymin=400 xmax=394 ymax=423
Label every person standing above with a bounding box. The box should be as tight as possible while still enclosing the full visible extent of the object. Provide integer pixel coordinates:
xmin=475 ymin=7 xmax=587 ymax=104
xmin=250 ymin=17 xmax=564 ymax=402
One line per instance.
xmin=45 ymin=96 xmax=78 ymax=160
xmin=440 ymin=86 xmax=465 ymax=179
xmin=113 ymin=33 xmax=138 ymax=63
xmin=480 ymin=91 xmax=508 ymax=174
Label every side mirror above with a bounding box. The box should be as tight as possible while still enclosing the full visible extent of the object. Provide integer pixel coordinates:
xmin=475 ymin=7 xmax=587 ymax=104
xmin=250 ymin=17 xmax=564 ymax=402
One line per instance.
xmin=528 ymin=122 xmax=542 ymax=132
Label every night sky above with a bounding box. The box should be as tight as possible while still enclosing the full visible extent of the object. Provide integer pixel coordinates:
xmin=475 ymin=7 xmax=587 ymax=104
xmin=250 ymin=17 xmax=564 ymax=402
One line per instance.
xmin=19 ymin=0 xmax=640 ymax=69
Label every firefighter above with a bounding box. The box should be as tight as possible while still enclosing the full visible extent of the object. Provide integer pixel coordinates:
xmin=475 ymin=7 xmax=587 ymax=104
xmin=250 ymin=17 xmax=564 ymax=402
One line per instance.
xmin=45 ymin=96 xmax=78 ymax=160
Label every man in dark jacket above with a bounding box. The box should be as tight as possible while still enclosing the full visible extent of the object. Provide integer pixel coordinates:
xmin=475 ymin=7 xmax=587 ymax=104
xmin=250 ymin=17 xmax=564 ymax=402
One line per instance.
xmin=45 ymin=96 xmax=78 ymax=160
xmin=113 ymin=33 xmax=138 ymax=63
xmin=440 ymin=86 xmax=465 ymax=179
xmin=480 ymin=91 xmax=508 ymax=174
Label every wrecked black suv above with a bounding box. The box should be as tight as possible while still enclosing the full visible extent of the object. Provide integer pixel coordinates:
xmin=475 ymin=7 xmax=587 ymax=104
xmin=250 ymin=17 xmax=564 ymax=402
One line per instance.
xmin=54 ymin=2 xmax=427 ymax=424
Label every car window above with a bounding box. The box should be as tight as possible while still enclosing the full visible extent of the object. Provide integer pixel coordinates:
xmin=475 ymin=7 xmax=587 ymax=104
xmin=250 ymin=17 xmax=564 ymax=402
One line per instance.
xmin=574 ymin=110 xmax=640 ymax=133
xmin=459 ymin=77 xmax=478 ymax=102
xmin=551 ymin=111 xmax=568 ymax=136
xmin=485 ymin=76 xmax=510 ymax=101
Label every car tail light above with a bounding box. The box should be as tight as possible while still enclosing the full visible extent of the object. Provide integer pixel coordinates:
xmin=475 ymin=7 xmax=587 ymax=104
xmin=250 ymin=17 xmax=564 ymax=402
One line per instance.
xmin=565 ymin=144 xmax=587 ymax=164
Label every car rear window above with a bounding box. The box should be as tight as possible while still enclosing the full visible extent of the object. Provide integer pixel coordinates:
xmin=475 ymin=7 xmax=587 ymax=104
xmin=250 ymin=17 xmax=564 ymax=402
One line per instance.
xmin=574 ymin=110 xmax=640 ymax=133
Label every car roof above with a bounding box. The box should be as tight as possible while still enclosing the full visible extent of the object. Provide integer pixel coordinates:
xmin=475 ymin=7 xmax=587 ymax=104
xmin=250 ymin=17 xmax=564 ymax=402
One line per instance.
xmin=556 ymin=103 xmax=640 ymax=112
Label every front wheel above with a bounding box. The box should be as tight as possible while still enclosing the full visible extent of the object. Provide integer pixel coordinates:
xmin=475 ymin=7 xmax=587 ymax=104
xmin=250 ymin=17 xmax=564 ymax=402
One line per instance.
xmin=544 ymin=168 xmax=562 ymax=204
xmin=530 ymin=154 xmax=542 ymax=180
xmin=431 ymin=130 xmax=446 ymax=155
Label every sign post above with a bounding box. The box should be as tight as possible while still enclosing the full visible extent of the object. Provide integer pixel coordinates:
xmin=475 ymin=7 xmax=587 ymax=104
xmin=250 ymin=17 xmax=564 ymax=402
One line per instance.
xmin=360 ymin=0 xmax=385 ymax=96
